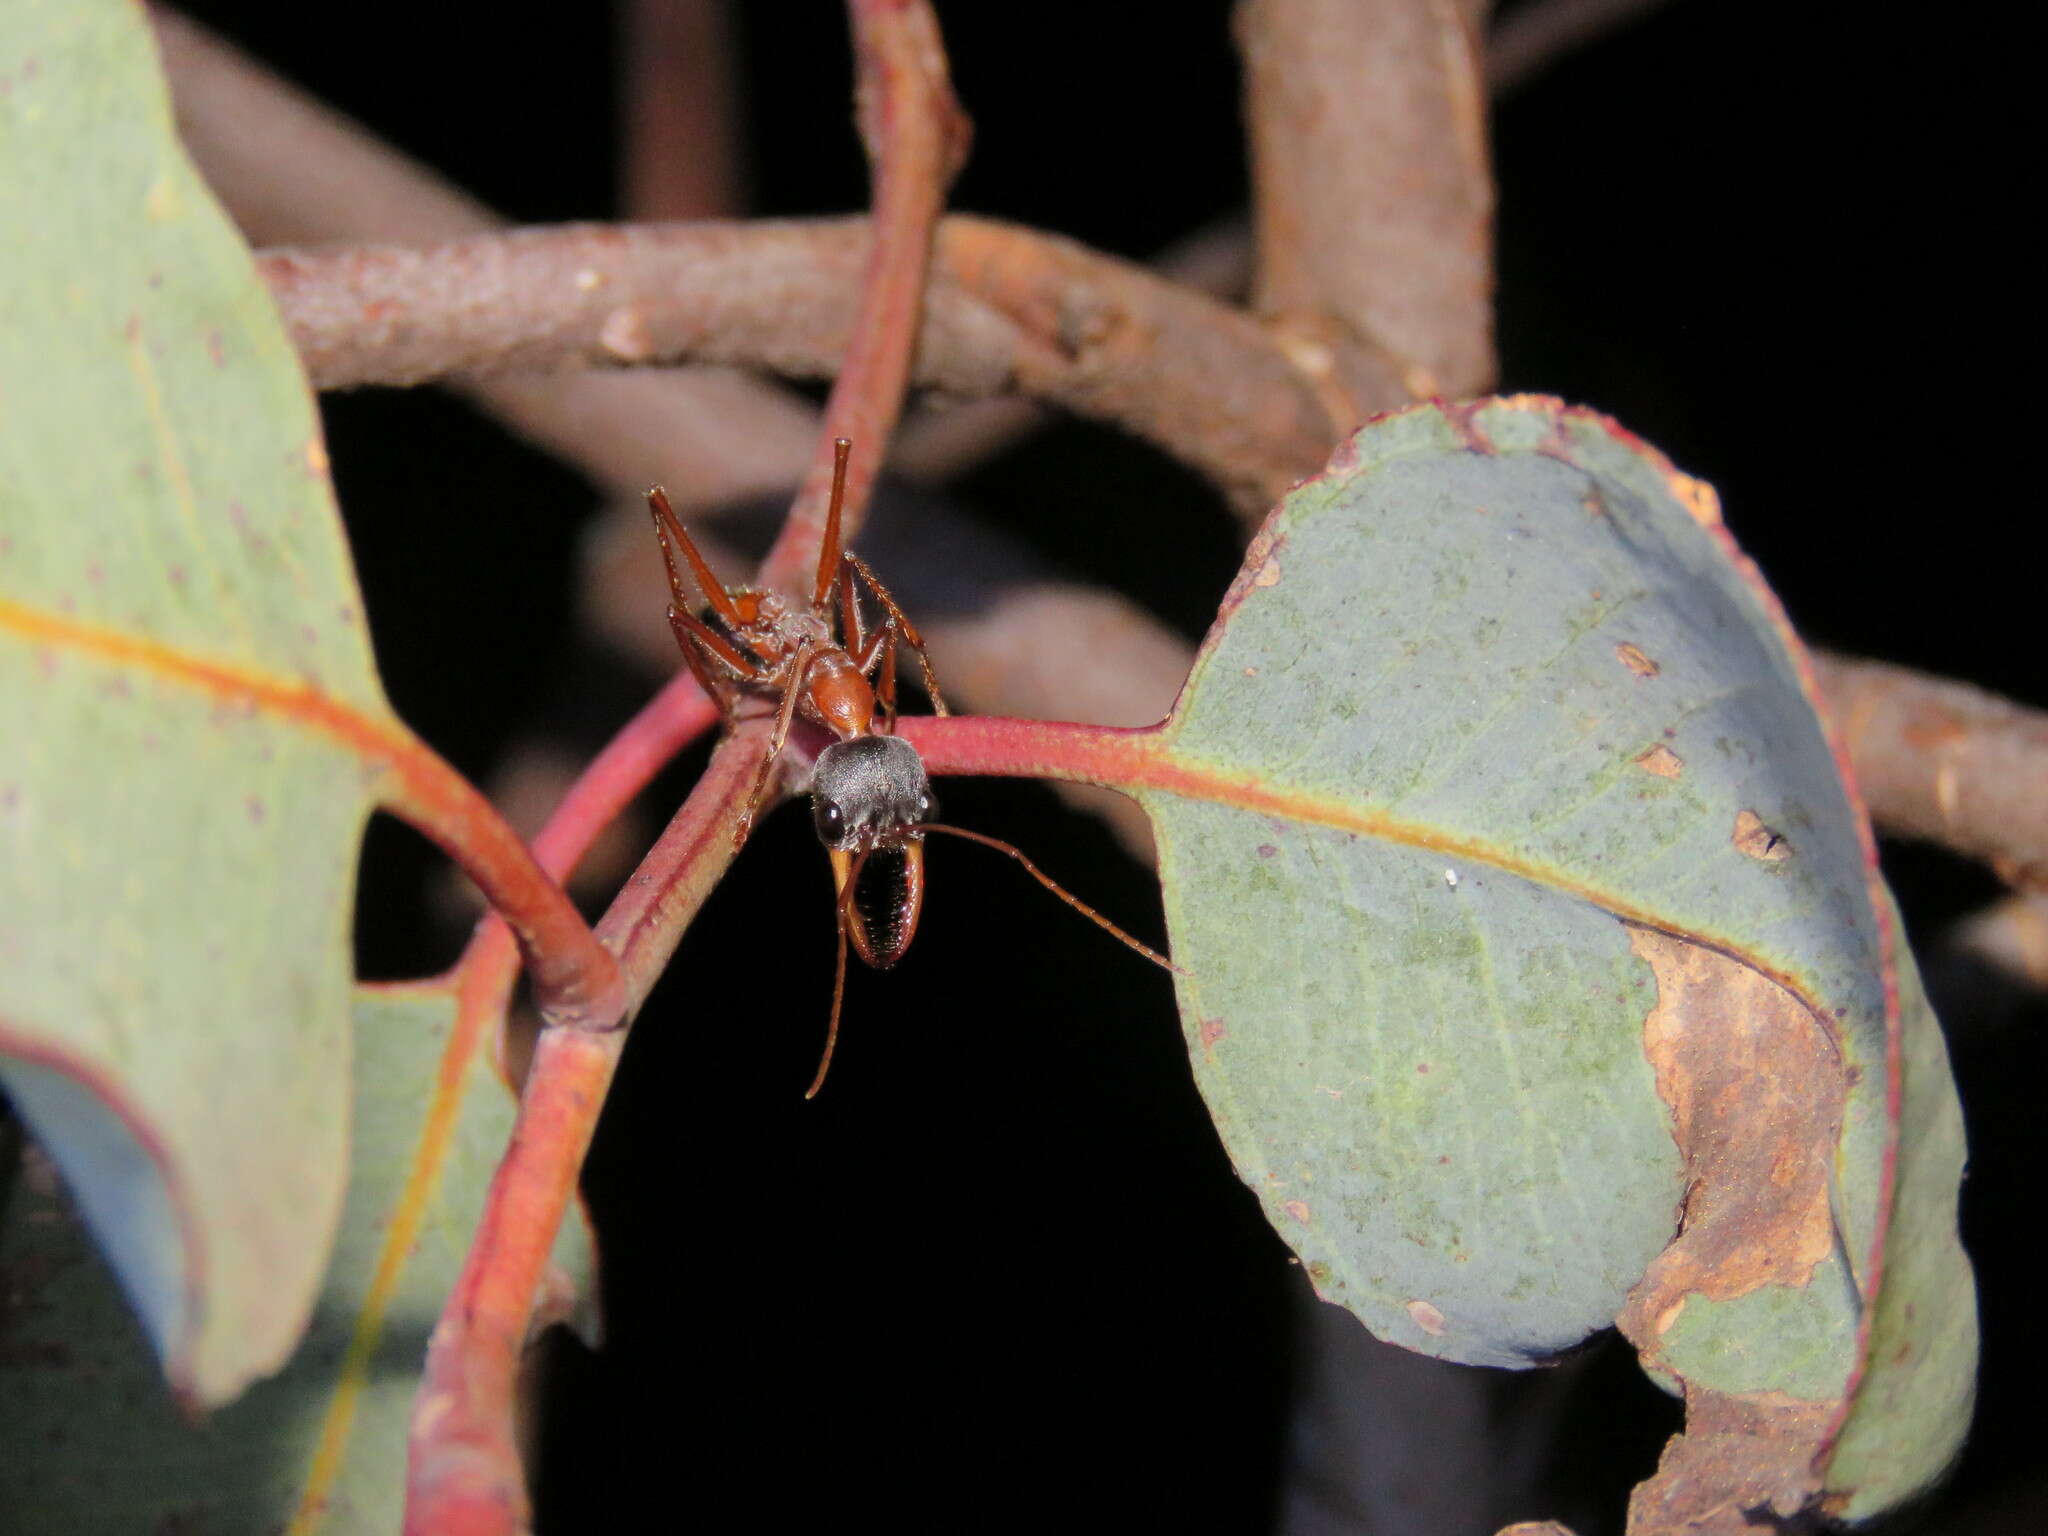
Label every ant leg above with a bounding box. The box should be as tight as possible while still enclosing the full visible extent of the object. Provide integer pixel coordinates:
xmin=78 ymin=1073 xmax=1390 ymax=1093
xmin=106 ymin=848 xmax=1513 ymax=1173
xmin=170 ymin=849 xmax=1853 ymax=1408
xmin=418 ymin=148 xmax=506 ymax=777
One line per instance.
xmin=835 ymin=562 xmax=902 ymax=731
xmin=670 ymin=618 xmax=740 ymax=721
xmin=836 ymin=556 xmax=867 ymax=656
xmin=668 ymin=606 xmax=773 ymax=732
xmin=648 ymin=486 xmax=748 ymax=631
xmin=668 ymin=605 xmax=764 ymax=685
xmin=872 ymin=629 xmax=901 ymax=733
xmin=845 ymin=552 xmax=949 ymax=716
xmin=811 ymin=438 xmax=854 ymax=611
xmin=737 ymin=640 xmax=826 ymax=840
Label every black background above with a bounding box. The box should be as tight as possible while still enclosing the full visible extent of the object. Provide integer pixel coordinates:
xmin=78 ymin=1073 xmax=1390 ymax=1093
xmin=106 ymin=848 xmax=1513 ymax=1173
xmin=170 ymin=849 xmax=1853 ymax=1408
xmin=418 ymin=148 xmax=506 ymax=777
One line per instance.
xmin=163 ymin=3 xmax=2040 ymax=1531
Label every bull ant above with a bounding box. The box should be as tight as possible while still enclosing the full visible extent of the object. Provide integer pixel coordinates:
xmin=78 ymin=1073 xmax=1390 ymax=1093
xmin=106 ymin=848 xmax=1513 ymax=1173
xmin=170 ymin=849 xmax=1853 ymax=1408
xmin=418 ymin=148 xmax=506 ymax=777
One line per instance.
xmin=647 ymin=439 xmax=1175 ymax=1095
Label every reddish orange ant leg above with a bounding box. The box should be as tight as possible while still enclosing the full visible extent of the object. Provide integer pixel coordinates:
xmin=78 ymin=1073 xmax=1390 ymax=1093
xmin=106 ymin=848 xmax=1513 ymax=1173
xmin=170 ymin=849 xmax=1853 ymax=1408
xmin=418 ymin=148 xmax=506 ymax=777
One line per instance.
xmin=647 ymin=486 xmax=749 ymax=631
xmin=836 ymin=562 xmax=899 ymax=729
xmin=667 ymin=613 xmax=742 ymax=721
xmin=667 ymin=605 xmax=766 ymax=694
xmin=836 ymin=556 xmax=867 ymax=658
xmin=736 ymin=639 xmax=827 ymax=839
xmin=812 ymin=438 xmax=855 ymax=612
xmin=845 ymin=552 xmax=949 ymax=715
xmin=873 ymin=629 xmax=901 ymax=733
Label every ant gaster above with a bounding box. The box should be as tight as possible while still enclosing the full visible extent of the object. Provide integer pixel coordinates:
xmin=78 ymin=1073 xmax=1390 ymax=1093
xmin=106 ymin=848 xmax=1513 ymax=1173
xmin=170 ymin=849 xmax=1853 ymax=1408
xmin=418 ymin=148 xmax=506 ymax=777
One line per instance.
xmin=647 ymin=440 xmax=1176 ymax=1095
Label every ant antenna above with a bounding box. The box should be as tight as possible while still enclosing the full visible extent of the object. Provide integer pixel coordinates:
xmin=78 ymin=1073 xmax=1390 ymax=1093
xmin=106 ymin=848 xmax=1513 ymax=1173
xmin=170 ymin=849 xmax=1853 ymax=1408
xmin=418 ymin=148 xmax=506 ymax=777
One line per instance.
xmin=807 ymin=845 xmax=873 ymax=1098
xmin=913 ymin=823 xmax=1184 ymax=974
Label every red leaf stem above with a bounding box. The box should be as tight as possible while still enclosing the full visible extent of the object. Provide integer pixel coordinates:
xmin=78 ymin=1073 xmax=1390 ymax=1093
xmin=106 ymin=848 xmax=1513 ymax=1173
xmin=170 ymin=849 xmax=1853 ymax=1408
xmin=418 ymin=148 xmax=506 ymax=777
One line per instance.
xmin=525 ymin=671 xmax=722 ymax=884
xmin=384 ymin=758 xmax=624 ymax=1034
xmin=896 ymin=712 xmax=1169 ymax=786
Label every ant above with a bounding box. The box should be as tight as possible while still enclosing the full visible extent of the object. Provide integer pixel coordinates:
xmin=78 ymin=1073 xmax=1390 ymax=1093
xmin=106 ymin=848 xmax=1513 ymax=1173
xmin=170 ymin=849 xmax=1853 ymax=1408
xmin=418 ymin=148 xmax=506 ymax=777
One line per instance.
xmin=646 ymin=439 xmax=1176 ymax=1095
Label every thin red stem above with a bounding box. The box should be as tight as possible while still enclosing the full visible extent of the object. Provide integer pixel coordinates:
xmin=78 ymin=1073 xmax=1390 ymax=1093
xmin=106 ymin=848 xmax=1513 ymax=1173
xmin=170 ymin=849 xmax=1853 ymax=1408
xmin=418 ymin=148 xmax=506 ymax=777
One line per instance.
xmin=408 ymin=5 xmax=968 ymax=1526
xmin=895 ymin=712 xmax=1168 ymax=786
xmin=381 ymin=732 xmax=626 ymax=1035
xmin=527 ymin=669 xmax=722 ymax=882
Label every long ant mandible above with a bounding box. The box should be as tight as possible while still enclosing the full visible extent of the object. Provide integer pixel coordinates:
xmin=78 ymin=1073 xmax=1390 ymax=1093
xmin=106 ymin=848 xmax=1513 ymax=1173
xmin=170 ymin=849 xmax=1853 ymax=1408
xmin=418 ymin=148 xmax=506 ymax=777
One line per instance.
xmin=646 ymin=440 xmax=1177 ymax=1095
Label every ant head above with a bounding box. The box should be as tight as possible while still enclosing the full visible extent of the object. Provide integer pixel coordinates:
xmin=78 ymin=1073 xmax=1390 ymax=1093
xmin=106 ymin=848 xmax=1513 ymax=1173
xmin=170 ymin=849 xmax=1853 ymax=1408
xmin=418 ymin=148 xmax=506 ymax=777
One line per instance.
xmin=811 ymin=734 xmax=933 ymax=973
xmin=809 ymin=735 xmax=934 ymax=852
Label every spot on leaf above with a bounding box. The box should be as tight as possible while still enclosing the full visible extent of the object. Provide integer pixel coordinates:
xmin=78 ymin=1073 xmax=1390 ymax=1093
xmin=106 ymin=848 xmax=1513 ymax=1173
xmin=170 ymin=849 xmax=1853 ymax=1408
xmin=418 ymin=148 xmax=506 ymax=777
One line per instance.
xmin=1732 ymin=809 xmax=1791 ymax=862
xmin=1635 ymin=744 xmax=1684 ymax=779
xmin=1615 ymin=642 xmax=1660 ymax=678
xmin=1407 ymin=1299 xmax=1448 ymax=1336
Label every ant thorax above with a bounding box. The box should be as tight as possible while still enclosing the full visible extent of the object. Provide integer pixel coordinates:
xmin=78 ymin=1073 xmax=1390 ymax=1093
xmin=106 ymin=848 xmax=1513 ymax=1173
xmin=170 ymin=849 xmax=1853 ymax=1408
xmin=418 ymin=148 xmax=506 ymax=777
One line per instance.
xmin=715 ymin=586 xmax=805 ymax=655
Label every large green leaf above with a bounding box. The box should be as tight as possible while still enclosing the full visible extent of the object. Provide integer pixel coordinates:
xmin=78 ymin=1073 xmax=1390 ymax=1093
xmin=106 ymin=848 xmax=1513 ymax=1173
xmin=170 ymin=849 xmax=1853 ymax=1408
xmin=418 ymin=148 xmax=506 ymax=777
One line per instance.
xmin=1136 ymin=397 xmax=1975 ymax=1518
xmin=0 ymin=985 xmax=592 ymax=1534
xmin=0 ymin=0 xmax=400 ymax=1404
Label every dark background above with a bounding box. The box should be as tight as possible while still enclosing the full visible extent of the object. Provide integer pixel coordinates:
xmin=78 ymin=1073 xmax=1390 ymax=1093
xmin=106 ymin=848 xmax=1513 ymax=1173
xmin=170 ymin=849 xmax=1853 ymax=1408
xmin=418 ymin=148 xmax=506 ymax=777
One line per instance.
xmin=168 ymin=2 xmax=2038 ymax=1531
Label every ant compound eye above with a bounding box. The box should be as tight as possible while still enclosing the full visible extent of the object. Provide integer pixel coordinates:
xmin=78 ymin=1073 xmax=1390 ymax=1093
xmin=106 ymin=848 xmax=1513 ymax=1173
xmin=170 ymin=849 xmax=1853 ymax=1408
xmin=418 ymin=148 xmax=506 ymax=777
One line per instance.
xmin=916 ymin=791 xmax=934 ymax=822
xmin=813 ymin=798 xmax=846 ymax=845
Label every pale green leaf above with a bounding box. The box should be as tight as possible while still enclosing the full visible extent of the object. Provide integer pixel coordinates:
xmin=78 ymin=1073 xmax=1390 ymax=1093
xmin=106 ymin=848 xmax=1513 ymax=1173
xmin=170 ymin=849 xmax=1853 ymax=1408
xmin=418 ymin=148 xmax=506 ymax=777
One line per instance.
xmin=1138 ymin=397 xmax=1975 ymax=1514
xmin=1 ymin=0 xmax=400 ymax=1404
xmin=0 ymin=986 xmax=593 ymax=1535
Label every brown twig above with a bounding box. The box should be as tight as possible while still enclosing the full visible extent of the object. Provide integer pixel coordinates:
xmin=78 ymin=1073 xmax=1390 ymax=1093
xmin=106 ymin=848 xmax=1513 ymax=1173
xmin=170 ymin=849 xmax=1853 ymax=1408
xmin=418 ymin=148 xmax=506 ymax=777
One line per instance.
xmin=1812 ymin=651 xmax=2048 ymax=890
xmin=1954 ymin=892 xmax=2048 ymax=991
xmin=259 ymin=215 xmax=1340 ymax=519
xmin=1486 ymin=0 xmax=1670 ymax=96
xmin=620 ymin=0 xmax=744 ymax=221
xmin=1237 ymin=0 xmax=1496 ymax=405
xmin=153 ymin=6 xmax=820 ymax=517
xmin=888 ymin=214 xmax=1256 ymax=482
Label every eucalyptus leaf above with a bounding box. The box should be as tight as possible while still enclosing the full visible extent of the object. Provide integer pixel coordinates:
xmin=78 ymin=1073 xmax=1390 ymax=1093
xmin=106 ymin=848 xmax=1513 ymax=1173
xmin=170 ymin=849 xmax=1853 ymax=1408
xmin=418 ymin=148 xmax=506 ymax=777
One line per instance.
xmin=1136 ymin=397 xmax=1975 ymax=1517
xmin=2 ymin=0 xmax=398 ymax=1404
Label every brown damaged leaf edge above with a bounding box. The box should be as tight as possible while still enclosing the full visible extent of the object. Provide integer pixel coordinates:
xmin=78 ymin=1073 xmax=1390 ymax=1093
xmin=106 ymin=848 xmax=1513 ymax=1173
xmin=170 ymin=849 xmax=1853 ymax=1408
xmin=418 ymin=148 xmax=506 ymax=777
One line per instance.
xmin=1617 ymin=928 xmax=1847 ymax=1526
xmin=1627 ymin=1392 xmax=1836 ymax=1536
xmin=1433 ymin=393 xmax=1726 ymax=535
